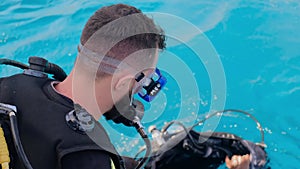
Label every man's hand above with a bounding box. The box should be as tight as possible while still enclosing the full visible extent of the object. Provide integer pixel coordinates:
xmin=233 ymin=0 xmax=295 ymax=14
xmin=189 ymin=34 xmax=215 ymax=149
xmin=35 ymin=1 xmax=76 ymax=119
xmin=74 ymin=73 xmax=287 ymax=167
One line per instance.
xmin=225 ymin=154 xmax=251 ymax=169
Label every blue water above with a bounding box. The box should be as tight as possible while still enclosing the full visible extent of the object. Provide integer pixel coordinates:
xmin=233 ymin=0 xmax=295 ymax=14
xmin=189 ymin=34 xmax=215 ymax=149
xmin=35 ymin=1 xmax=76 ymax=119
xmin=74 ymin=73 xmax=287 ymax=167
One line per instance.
xmin=1 ymin=0 xmax=300 ymax=168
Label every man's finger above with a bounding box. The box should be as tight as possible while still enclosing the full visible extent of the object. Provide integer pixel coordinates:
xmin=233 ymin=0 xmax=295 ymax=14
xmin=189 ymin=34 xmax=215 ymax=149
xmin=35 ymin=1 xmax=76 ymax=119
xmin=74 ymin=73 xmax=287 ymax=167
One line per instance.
xmin=225 ymin=155 xmax=251 ymax=169
xmin=225 ymin=156 xmax=232 ymax=168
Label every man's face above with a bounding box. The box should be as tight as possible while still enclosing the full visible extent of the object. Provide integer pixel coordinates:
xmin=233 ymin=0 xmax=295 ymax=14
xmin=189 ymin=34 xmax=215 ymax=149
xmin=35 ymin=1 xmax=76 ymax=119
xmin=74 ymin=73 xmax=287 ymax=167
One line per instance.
xmin=93 ymin=48 xmax=159 ymax=117
xmin=95 ymin=50 xmax=159 ymax=125
xmin=101 ymin=67 xmax=156 ymax=126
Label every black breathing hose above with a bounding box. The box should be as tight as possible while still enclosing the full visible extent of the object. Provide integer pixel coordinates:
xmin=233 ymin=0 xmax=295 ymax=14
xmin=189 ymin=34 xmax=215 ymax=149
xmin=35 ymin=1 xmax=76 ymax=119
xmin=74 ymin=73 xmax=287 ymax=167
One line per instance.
xmin=8 ymin=111 xmax=33 ymax=169
xmin=0 ymin=57 xmax=67 ymax=81
xmin=132 ymin=117 xmax=152 ymax=169
xmin=0 ymin=59 xmax=29 ymax=70
xmin=45 ymin=62 xmax=67 ymax=81
xmin=135 ymin=137 xmax=151 ymax=169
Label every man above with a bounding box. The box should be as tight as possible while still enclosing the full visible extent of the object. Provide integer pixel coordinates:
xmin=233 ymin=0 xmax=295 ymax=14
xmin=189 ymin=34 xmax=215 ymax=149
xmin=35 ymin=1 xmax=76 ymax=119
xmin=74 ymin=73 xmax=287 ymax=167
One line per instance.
xmin=0 ymin=4 xmax=250 ymax=169
xmin=56 ymin=4 xmax=252 ymax=169
xmin=55 ymin=3 xmax=166 ymax=169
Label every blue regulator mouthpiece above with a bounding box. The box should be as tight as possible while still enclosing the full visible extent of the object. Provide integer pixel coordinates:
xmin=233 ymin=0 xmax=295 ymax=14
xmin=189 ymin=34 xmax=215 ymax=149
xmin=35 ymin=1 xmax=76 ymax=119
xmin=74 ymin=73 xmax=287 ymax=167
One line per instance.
xmin=134 ymin=68 xmax=167 ymax=102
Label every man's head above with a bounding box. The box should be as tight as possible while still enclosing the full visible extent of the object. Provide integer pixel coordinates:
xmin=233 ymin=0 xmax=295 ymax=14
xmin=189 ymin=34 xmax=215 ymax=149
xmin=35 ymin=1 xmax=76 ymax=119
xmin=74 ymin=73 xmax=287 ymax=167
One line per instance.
xmin=73 ymin=4 xmax=166 ymax=118
xmin=80 ymin=4 xmax=165 ymax=72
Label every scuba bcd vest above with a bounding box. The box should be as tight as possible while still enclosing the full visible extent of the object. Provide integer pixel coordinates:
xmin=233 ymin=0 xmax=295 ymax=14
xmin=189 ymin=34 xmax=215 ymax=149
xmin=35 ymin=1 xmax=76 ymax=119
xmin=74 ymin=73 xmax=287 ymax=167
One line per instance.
xmin=0 ymin=57 xmax=124 ymax=169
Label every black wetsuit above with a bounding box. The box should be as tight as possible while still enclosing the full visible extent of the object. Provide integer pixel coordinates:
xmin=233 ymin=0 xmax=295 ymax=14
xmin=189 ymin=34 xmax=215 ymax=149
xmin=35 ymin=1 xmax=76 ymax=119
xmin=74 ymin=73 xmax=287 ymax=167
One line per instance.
xmin=0 ymin=73 xmax=124 ymax=169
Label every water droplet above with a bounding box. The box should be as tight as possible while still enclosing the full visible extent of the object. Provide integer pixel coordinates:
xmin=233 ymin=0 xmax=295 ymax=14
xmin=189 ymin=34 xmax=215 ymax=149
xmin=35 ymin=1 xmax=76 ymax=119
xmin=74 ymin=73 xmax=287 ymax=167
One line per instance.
xmin=281 ymin=131 xmax=287 ymax=135
xmin=68 ymin=53 xmax=72 ymax=56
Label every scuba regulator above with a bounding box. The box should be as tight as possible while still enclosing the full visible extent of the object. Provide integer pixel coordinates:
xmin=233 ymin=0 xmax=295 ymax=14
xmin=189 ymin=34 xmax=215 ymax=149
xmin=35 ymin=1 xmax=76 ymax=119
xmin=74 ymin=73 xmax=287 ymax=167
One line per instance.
xmin=102 ymin=68 xmax=168 ymax=169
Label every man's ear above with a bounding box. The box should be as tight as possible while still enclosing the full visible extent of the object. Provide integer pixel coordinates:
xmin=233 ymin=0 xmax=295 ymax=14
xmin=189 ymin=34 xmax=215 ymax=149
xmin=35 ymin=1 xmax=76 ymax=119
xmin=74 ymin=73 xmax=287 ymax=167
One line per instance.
xmin=114 ymin=74 xmax=134 ymax=91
